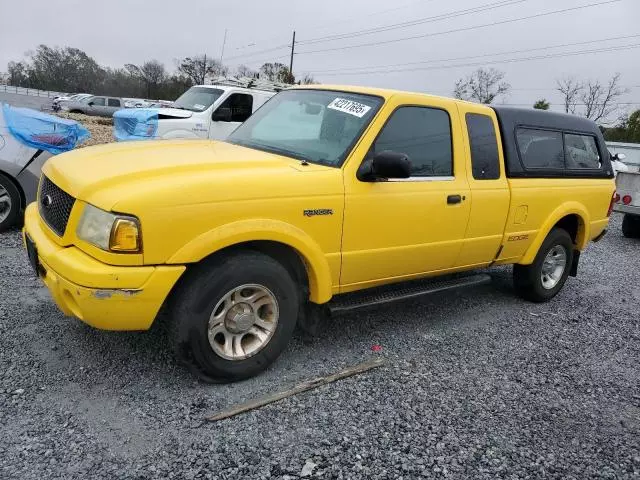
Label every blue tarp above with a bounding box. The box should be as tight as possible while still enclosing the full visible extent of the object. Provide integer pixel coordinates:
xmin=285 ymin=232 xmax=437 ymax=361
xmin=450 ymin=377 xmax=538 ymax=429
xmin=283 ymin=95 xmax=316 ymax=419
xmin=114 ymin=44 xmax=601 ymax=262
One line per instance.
xmin=113 ymin=109 xmax=159 ymax=141
xmin=2 ymin=103 xmax=90 ymax=154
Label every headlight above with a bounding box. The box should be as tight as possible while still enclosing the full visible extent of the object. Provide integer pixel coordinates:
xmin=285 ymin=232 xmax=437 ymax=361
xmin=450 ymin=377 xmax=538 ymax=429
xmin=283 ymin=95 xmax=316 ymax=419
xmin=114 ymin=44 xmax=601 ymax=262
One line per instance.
xmin=76 ymin=204 xmax=141 ymax=253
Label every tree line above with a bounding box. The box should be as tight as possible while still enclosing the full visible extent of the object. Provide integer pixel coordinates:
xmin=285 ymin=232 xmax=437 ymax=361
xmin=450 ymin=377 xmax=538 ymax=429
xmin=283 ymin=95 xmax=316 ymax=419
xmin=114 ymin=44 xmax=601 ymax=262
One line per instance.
xmin=5 ymin=45 xmax=315 ymax=101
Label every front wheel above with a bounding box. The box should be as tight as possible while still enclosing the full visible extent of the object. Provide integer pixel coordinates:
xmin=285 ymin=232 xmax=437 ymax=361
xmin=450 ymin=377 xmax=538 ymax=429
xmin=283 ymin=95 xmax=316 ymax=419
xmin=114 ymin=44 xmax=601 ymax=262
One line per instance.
xmin=0 ymin=173 xmax=21 ymax=232
xmin=513 ymin=228 xmax=574 ymax=303
xmin=170 ymin=251 xmax=299 ymax=383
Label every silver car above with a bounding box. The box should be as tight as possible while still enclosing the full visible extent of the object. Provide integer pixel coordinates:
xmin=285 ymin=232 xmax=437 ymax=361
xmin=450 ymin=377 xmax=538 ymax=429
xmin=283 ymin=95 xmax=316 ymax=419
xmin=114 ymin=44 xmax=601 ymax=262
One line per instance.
xmin=0 ymin=109 xmax=54 ymax=231
xmin=65 ymin=95 xmax=124 ymax=117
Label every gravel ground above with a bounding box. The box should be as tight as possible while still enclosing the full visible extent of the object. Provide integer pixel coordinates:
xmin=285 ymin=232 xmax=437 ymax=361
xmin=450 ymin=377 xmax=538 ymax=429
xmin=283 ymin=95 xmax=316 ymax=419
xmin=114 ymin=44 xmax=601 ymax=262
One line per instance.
xmin=0 ymin=213 xmax=638 ymax=479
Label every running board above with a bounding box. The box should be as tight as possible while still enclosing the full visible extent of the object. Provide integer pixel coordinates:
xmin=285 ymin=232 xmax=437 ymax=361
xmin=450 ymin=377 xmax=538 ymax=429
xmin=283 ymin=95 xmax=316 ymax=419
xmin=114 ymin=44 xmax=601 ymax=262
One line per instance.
xmin=329 ymin=274 xmax=492 ymax=314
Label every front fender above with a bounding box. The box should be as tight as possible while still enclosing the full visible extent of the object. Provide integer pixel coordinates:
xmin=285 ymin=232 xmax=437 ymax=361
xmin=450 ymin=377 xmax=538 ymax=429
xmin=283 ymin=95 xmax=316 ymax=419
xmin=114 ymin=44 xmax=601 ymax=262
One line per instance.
xmin=519 ymin=201 xmax=590 ymax=265
xmin=167 ymin=218 xmax=333 ymax=304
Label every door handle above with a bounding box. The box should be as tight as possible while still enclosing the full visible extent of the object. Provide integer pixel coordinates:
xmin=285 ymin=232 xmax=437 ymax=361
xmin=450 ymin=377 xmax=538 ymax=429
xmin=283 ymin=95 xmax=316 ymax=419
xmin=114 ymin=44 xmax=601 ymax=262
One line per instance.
xmin=447 ymin=194 xmax=462 ymax=205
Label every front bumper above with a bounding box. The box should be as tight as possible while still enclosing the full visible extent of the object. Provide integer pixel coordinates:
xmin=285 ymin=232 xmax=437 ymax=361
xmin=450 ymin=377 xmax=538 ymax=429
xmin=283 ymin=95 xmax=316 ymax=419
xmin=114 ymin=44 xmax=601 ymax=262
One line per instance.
xmin=22 ymin=203 xmax=185 ymax=331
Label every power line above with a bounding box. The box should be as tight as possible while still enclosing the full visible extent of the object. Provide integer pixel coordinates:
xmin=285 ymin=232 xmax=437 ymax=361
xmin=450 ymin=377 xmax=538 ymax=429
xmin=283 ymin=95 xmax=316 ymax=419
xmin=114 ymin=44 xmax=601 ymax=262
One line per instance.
xmin=296 ymin=0 xmax=530 ymax=46
xmin=308 ymin=33 xmax=640 ymax=74
xmin=308 ymin=42 xmax=640 ymax=76
xmin=225 ymin=0 xmax=530 ymax=62
xmin=226 ymin=0 xmax=433 ymax=55
xmin=296 ymin=0 xmax=623 ymax=55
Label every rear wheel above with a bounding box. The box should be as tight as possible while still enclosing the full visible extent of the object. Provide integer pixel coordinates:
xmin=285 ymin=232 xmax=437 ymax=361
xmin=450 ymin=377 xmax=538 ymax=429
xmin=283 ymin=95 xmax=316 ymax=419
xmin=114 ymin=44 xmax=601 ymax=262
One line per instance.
xmin=513 ymin=228 xmax=574 ymax=303
xmin=622 ymin=214 xmax=640 ymax=239
xmin=170 ymin=251 xmax=299 ymax=383
xmin=0 ymin=173 xmax=21 ymax=232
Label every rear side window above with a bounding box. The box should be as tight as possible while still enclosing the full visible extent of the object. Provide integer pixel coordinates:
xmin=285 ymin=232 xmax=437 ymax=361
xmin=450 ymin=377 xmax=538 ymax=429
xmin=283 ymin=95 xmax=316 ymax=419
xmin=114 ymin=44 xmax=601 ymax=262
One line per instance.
xmin=565 ymin=133 xmax=601 ymax=169
xmin=108 ymin=98 xmax=120 ymax=107
xmin=516 ymin=128 xmax=564 ymax=169
xmin=373 ymin=106 xmax=453 ymax=177
xmin=466 ymin=113 xmax=500 ymax=180
xmin=91 ymin=97 xmax=106 ymax=106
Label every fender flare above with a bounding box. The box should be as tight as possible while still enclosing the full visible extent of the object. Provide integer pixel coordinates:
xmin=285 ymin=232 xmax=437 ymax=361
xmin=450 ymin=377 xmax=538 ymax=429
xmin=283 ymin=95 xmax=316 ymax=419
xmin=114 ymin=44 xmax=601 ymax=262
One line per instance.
xmin=519 ymin=201 xmax=591 ymax=265
xmin=167 ymin=219 xmax=334 ymax=303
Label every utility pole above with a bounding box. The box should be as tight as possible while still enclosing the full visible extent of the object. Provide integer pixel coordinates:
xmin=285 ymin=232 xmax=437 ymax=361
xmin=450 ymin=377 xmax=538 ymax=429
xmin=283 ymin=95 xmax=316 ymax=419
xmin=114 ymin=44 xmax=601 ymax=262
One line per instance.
xmin=289 ymin=30 xmax=296 ymax=82
xmin=202 ymin=53 xmax=207 ymax=85
xmin=220 ymin=29 xmax=228 ymax=66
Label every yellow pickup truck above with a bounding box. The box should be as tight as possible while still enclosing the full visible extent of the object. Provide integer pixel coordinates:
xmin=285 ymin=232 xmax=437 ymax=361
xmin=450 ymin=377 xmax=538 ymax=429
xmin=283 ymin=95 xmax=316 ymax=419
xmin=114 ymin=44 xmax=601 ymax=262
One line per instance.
xmin=23 ymin=85 xmax=616 ymax=382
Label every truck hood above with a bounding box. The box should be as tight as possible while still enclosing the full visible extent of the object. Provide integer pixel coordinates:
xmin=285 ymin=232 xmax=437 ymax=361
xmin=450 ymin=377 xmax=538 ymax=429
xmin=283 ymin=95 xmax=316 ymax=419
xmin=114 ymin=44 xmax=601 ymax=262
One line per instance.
xmin=155 ymin=108 xmax=193 ymax=119
xmin=42 ymin=140 xmax=332 ymax=211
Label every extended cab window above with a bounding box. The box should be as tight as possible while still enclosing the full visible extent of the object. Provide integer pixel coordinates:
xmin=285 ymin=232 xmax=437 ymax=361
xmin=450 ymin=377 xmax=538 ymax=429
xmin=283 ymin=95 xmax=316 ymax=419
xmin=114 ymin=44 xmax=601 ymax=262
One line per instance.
xmin=466 ymin=113 xmax=500 ymax=180
xmin=516 ymin=128 xmax=564 ymax=169
xmin=565 ymin=133 xmax=601 ymax=169
xmin=373 ymin=106 xmax=452 ymax=177
xmin=108 ymin=98 xmax=121 ymax=107
xmin=214 ymin=93 xmax=254 ymax=122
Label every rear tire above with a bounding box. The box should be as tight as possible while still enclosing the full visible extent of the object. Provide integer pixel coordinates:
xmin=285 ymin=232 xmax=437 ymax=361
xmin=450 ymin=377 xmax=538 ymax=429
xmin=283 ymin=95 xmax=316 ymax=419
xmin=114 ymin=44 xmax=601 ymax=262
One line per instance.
xmin=622 ymin=214 xmax=640 ymax=239
xmin=513 ymin=228 xmax=574 ymax=303
xmin=170 ymin=251 xmax=299 ymax=383
xmin=0 ymin=173 xmax=21 ymax=233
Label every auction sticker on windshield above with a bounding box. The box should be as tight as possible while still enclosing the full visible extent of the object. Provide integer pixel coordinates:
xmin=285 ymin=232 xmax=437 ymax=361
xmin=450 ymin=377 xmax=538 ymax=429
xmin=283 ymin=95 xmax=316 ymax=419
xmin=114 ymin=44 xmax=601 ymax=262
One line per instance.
xmin=327 ymin=98 xmax=372 ymax=118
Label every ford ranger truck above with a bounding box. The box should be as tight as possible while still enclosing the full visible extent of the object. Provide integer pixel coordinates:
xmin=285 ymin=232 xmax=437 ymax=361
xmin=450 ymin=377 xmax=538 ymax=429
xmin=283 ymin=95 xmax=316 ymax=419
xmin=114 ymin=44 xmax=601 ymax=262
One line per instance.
xmin=23 ymin=86 xmax=616 ymax=382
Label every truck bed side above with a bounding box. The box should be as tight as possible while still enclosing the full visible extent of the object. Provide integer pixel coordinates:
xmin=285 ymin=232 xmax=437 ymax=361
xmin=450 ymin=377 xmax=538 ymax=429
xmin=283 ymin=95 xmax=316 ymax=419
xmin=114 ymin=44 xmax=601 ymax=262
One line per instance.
xmin=491 ymin=107 xmax=615 ymax=265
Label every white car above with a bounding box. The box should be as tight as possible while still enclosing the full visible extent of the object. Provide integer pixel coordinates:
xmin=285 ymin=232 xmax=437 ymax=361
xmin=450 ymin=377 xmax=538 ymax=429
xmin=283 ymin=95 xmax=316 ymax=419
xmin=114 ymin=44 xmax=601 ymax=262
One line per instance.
xmin=52 ymin=93 xmax=92 ymax=112
xmin=114 ymin=78 xmax=284 ymax=141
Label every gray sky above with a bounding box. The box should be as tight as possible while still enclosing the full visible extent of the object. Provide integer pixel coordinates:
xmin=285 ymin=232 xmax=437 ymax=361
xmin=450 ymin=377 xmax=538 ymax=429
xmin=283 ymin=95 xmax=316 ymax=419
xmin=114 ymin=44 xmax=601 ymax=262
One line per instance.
xmin=1 ymin=0 xmax=639 ymax=118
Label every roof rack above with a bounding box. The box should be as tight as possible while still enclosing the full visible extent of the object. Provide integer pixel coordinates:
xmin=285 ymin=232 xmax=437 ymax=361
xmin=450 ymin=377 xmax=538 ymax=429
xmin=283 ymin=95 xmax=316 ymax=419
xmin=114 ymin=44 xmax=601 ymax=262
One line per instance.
xmin=209 ymin=76 xmax=291 ymax=93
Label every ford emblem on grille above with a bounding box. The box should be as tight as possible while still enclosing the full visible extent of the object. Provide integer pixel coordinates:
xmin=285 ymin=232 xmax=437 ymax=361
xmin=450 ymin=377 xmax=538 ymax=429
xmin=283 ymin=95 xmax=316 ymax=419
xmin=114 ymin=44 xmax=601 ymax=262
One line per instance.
xmin=41 ymin=194 xmax=53 ymax=208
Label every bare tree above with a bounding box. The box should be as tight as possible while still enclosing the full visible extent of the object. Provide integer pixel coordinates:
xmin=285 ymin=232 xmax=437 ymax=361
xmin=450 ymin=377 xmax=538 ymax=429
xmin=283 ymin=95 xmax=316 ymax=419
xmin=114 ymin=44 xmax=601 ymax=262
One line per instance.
xmin=178 ymin=55 xmax=228 ymax=85
xmin=299 ymin=74 xmax=318 ymax=85
xmin=453 ymin=68 xmax=510 ymax=104
xmin=235 ymin=64 xmax=258 ymax=79
xmin=259 ymin=63 xmax=294 ymax=83
xmin=581 ymin=73 xmax=627 ymax=123
xmin=557 ymin=74 xmax=628 ymax=123
xmin=556 ymin=77 xmax=583 ymax=114
xmin=126 ymin=60 xmax=166 ymax=98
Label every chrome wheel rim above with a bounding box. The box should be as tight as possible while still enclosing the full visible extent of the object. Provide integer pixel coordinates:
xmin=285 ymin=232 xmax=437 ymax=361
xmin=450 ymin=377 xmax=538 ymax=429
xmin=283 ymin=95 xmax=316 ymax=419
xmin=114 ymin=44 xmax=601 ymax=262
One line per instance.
xmin=207 ymin=284 xmax=279 ymax=361
xmin=541 ymin=245 xmax=567 ymax=290
xmin=0 ymin=185 xmax=11 ymax=224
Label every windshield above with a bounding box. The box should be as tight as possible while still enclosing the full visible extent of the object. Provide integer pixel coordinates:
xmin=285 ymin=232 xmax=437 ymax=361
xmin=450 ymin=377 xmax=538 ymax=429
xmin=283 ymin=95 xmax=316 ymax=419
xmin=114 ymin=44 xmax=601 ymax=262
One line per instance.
xmin=174 ymin=87 xmax=224 ymax=112
xmin=227 ymin=89 xmax=383 ymax=167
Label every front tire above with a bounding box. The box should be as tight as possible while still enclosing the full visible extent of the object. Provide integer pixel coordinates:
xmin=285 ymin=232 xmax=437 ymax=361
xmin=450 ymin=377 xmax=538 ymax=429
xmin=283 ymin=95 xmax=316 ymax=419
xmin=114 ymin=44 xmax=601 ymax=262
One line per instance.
xmin=170 ymin=251 xmax=299 ymax=383
xmin=0 ymin=173 xmax=21 ymax=232
xmin=513 ymin=228 xmax=574 ymax=303
xmin=622 ymin=214 xmax=640 ymax=239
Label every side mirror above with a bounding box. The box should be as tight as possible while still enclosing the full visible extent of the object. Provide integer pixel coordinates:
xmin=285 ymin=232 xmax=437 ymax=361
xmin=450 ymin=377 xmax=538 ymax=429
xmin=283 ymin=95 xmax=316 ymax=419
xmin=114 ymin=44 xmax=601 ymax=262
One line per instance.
xmin=212 ymin=106 xmax=232 ymax=122
xmin=613 ymin=153 xmax=626 ymax=161
xmin=87 ymin=101 xmax=94 ymax=106
xmin=357 ymin=151 xmax=411 ymax=181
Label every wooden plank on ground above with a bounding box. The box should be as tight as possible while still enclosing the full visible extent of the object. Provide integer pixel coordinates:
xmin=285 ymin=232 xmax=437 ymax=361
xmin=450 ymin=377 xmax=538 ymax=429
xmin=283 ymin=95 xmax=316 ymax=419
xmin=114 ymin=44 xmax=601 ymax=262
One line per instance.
xmin=205 ymin=358 xmax=385 ymax=422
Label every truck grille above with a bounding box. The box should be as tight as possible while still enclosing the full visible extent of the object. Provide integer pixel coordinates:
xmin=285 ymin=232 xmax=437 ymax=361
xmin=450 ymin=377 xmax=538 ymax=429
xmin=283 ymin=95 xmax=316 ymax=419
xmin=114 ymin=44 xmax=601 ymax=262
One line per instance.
xmin=38 ymin=176 xmax=75 ymax=236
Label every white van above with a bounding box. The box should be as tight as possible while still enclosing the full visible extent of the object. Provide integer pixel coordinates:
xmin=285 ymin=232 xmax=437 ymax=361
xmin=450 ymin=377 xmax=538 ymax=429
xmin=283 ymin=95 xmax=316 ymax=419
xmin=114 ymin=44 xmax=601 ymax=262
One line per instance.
xmin=116 ymin=78 xmax=286 ymax=141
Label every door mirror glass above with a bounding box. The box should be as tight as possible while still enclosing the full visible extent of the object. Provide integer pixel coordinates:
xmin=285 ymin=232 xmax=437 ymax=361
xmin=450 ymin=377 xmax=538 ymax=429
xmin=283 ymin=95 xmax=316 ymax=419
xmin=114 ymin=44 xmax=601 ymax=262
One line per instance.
xmin=212 ymin=106 xmax=232 ymax=122
xmin=359 ymin=151 xmax=411 ymax=181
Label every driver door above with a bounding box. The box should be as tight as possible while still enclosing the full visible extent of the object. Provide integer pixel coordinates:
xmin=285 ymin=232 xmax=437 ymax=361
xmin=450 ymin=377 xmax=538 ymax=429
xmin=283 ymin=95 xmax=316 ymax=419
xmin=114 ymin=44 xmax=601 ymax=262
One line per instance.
xmin=340 ymin=96 xmax=471 ymax=291
xmin=210 ymin=93 xmax=254 ymax=140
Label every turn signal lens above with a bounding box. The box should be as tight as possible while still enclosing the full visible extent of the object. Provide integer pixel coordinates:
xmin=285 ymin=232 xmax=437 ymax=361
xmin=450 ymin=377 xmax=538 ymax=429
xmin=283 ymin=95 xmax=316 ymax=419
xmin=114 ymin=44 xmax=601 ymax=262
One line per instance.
xmin=622 ymin=195 xmax=632 ymax=205
xmin=109 ymin=218 xmax=141 ymax=252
